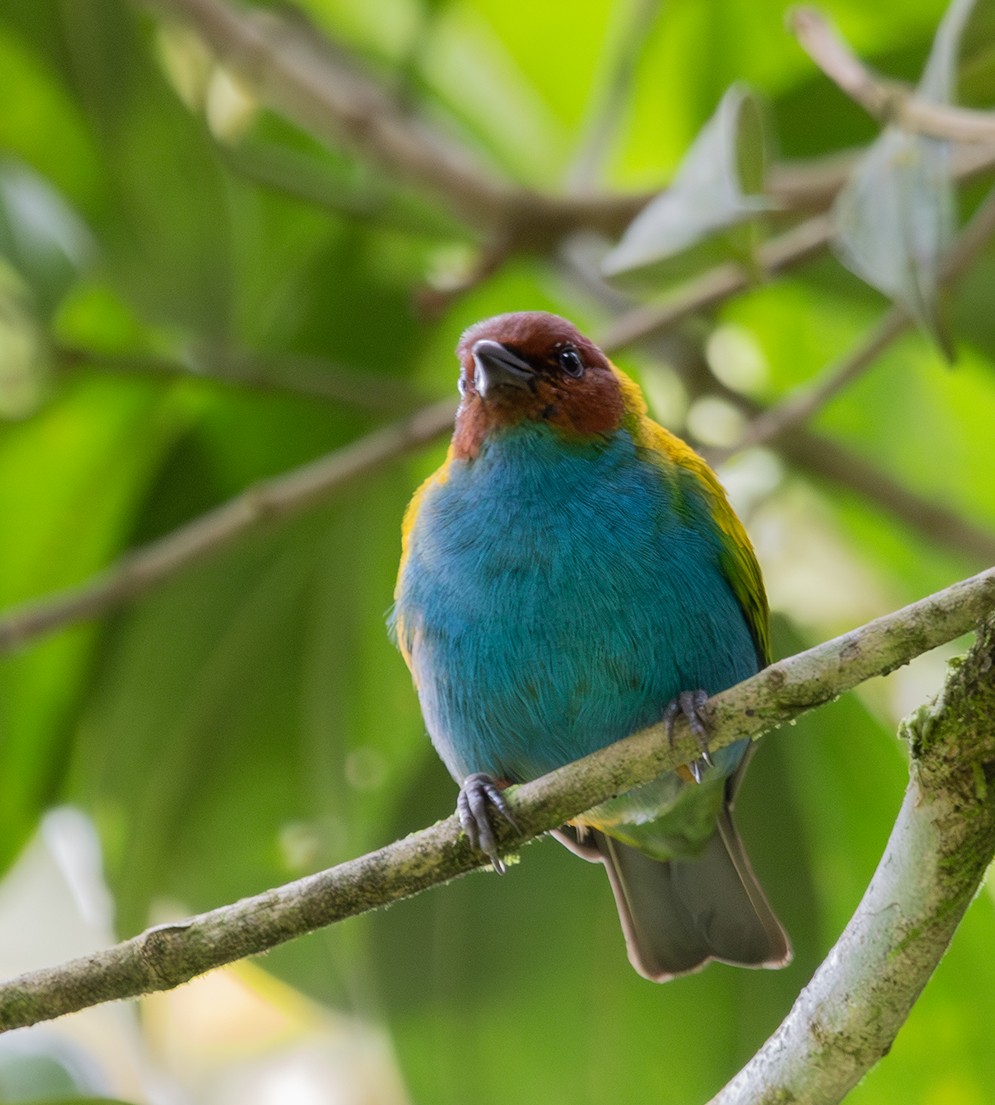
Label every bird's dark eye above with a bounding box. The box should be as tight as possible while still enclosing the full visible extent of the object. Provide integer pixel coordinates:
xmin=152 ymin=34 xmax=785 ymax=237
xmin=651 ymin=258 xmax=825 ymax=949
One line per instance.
xmin=557 ymin=346 xmax=584 ymax=378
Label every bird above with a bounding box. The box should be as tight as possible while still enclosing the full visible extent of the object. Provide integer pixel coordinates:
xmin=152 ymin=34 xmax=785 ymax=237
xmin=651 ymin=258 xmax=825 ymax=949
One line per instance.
xmin=390 ymin=310 xmax=790 ymax=981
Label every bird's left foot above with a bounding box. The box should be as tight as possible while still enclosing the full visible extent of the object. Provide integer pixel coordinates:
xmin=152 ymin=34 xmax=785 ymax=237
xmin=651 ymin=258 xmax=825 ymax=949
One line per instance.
xmin=663 ymin=689 xmax=712 ymax=782
xmin=457 ymin=773 xmax=519 ymax=874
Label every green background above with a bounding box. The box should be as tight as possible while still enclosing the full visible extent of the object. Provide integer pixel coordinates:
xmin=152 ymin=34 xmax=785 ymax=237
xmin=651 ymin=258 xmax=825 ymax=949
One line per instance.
xmin=0 ymin=0 xmax=993 ymax=1102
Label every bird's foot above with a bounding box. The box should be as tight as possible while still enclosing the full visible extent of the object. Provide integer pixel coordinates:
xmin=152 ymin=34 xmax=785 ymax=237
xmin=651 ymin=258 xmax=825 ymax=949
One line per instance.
xmin=457 ymin=773 xmax=519 ymax=875
xmin=663 ymin=689 xmax=712 ymax=782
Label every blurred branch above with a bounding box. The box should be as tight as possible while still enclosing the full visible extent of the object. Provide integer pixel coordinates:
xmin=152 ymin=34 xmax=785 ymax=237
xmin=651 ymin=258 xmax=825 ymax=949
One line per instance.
xmin=708 ymin=309 xmax=907 ymax=465
xmin=778 ymin=424 xmax=995 ymax=566
xmin=1 ymin=566 xmax=992 ymax=1032
xmin=53 ymin=342 xmax=429 ymax=413
xmin=791 ymin=6 xmax=995 ymax=142
xmin=766 ymin=149 xmax=861 ymax=211
xmin=710 ymin=609 xmax=995 ymax=1105
xmin=600 ymin=138 xmax=995 ymax=355
xmin=708 ymin=186 xmax=995 ymax=464
xmin=0 ymin=399 xmax=456 ymax=656
xmin=141 ymin=0 xmax=651 ymax=246
xmin=219 ymin=142 xmax=467 ymax=239
xmin=600 ymin=214 xmax=835 ymax=353
xmin=146 ymin=0 xmax=509 ymax=225
xmin=144 ymin=0 xmax=985 ymax=258
xmin=677 ymin=356 xmax=995 ymax=566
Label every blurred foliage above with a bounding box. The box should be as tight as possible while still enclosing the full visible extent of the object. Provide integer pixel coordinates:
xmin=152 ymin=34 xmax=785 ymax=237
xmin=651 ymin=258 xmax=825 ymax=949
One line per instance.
xmin=0 ymin=0 xmax=994 ymax=1103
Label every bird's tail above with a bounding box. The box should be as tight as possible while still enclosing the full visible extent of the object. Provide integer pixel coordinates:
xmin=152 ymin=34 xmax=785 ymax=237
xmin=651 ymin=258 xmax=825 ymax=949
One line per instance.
xmin=592 ymin=809 xmax=791 ymax=982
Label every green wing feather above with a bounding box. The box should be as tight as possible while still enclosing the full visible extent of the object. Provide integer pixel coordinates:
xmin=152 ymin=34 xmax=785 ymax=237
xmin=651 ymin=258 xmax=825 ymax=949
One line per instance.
xmin=679 ymin=454 xmax=771 ymax=667
xmin=614 ymin=367 xmax=771 ymax=667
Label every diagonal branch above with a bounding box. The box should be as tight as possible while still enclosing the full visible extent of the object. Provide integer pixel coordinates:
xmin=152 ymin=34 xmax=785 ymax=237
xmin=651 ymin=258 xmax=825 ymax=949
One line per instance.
xmin=709 ymin=608 xmax=995 ymax=1105
xmin=679 ymin=363 xmax=995 ymax=566
xmin=599 ymin=214 xmax=835 ymax=353
xmin=146 ymin=0 xmax=991 ymax=253
xmin=145 ymin=0 xmax=512 ymax=227
xmin=141 ymin=0 xmax=651 ymax=245
xmin=0 ymin=566 xmax=992 ymax=1031
xmin=53 ymin=343 xmax=430 ymax=413
xmin=774 ymin=422 xmax=995 ymax=566
xmin=707 ymin=185 xmax=995 ymax=464
xmin=0 ymin=399 xmax=456 ymax=656
xmin=791 ymin=6 xmax=995 ymax=143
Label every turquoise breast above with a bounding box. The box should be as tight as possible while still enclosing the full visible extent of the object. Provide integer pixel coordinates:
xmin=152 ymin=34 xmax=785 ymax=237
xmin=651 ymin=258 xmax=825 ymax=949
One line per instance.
xmin=392 ymin=423 xmax=757 ymax=786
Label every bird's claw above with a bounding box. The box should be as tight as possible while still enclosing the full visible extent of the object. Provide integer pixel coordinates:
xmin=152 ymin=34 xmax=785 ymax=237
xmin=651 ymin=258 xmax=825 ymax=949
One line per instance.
xmin=663 ymin=689 xmax=712 ymax=779
xmin=457 ymin=773 xmax=519 ymax=874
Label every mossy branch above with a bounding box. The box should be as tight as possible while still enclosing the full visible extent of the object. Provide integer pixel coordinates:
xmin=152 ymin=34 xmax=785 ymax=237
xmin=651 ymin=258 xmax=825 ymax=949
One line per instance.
xmin=710 ymin=607 xmax=995 ymax=1105
xmin=0 ymin=565 xmax=992 ymax=1034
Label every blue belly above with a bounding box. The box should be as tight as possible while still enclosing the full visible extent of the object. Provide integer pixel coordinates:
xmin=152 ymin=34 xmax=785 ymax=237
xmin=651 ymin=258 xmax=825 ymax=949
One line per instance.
xmin=393 ymin=424 xmax=758 ymax=784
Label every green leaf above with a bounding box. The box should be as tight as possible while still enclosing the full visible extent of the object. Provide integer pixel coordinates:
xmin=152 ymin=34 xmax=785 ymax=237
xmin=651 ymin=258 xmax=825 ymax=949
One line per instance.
xmin=603 ymin=84 xmax=771 ymax=278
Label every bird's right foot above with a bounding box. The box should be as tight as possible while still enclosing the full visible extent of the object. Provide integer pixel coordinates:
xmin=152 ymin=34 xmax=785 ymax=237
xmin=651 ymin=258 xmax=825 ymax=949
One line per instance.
xmin=457 ymin=773 xmax=519 ymax=875
xmin=663 ymin=689 xmax=712 ymax=782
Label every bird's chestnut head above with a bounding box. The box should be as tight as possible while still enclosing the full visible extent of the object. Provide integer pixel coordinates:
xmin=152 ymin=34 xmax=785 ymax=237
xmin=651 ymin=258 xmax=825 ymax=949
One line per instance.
xmin=452 ymin=312 xmax=625 ymax=458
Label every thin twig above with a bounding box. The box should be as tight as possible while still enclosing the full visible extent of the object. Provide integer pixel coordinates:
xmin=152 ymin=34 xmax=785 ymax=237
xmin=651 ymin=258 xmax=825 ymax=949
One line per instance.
xmin=600 ymin=214 xmax=835 ymax=353
xmin=0 ymin=399 xmax=456 ymax=656
xmin=53 ymin=344 xmax=430 ymax=413
xmin=708 ymin=187 xmax=995 ymax=463
xmin=791 ymin=6 xmax=995 ymax=142
xmin=1 ymin=565 xmax=993 ymax=1032
xmin=709 ymin=310 xmax=907 ymax=465
xmin=675 ymin=351 xmax=995 ymax=567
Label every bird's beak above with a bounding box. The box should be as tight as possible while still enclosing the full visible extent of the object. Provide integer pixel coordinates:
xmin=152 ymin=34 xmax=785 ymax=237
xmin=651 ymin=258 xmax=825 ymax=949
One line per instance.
xmin=472 ymin=340 xmax=533 ymax=399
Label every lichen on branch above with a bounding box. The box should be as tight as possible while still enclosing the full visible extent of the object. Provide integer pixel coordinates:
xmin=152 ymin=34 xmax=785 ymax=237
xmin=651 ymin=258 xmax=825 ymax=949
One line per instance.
xmin=709 ymin=611 xmax=995 ymax=1105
